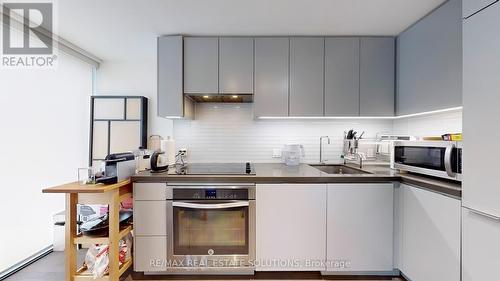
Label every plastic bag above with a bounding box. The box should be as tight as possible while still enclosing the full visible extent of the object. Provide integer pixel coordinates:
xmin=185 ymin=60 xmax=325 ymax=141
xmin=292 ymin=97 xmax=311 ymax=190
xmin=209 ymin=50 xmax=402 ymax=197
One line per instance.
xmin=83 ymin=233 xmax=132 ymax=279
xmin=84 ymin=244 xmax=109 ymax=279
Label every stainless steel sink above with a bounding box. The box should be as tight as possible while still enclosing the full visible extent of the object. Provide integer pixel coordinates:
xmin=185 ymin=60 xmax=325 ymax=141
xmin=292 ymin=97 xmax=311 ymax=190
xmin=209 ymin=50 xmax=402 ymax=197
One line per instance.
xmin=310 ymin=164 xmax=371 ymax=175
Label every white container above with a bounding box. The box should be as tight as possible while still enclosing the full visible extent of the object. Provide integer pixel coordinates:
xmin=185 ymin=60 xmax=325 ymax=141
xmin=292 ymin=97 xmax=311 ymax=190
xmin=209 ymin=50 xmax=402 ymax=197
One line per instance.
xmin=160 ymin=137 xmax=176 ymax=165
xmin=53 ymin=211 xmax=65 ymax=251
xmin=282 ymin=144 xmax=305 ymax=166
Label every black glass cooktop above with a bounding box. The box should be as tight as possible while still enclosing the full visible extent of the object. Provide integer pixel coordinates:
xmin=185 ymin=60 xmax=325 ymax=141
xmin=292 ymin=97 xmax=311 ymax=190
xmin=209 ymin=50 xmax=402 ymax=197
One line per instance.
xmin=174 ymin=162 xmax=255 ymax=175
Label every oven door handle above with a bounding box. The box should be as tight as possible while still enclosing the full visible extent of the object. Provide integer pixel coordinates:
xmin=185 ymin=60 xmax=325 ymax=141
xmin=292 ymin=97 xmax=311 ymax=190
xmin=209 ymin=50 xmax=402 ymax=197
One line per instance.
xmin=444 ymin=144 xmax=455 ymax=178
xmin=172 ymin=201 xmax=249 ymax=209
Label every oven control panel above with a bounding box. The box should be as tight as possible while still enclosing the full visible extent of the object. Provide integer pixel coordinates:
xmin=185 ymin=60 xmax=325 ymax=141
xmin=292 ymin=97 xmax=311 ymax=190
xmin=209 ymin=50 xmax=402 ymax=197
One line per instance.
xmin=173 ymin=188 xmax=249 ymax=200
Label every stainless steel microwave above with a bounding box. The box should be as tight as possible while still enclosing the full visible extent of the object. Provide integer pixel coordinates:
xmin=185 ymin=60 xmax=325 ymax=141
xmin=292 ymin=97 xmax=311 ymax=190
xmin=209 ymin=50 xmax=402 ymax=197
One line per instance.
xmin=394 ymin=141 xmax=462 ymax=181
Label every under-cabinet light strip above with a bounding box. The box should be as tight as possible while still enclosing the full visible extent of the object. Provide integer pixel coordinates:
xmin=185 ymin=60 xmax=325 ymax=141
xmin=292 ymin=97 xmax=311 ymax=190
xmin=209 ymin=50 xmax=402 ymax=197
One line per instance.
xmin=256 ymin=106 xmax=462 ymax=120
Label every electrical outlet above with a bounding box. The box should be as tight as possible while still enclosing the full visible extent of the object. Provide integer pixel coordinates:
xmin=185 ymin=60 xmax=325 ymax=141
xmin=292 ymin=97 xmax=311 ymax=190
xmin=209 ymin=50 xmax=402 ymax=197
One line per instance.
xmin=272 ymin=148 xmax=282 ymax=158
xmin=179 ymin=148 xmax=187 ymax=157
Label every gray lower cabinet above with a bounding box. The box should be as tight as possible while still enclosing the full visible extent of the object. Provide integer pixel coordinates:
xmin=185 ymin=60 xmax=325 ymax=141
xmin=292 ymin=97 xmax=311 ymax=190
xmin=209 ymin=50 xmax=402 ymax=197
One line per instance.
xmin=359 ymin=37 xmax=395 ymax=116
xmin=463 ymin=0 xmax=497 ymax=17
xmin=134 ymin=236 xmax=167 ymax=272
xmin=219 ymin=37 xmax=254 ymax=94
xmin=183 ymin=37 xmax=218 ymax=94
xmin=133 ymin=183 xmax=168 ymax=272
xmin=397 ymin=0 xmax=462 ymax=115
xmin=400 ymin=184 xmax=461 ymax=281
xmin=134 ymin=201 xmax=167 ymax=236
xmin=324 ymin=37 xmax=360 ymax=116
xmin=289 ymin=37 xmax=325 ymax=117
xmin=254 ymin=37 xmax=289 ymax=117
xmin=326 ymin=184 xmax=394 ymax=273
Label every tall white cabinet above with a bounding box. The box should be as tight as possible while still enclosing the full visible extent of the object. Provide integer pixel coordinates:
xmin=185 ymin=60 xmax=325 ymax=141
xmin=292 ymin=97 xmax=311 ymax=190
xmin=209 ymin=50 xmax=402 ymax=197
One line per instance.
xmin=256 ymin=184 xmax=327 ymax=271
xmin=462 ymin=0 xmax=500 ymax=218
xmin=462 ymin=2 xmax=500 ymax=280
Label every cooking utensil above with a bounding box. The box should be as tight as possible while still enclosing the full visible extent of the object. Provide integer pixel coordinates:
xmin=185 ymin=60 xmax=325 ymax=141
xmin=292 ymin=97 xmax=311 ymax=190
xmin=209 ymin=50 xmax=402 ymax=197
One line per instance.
xmin=80 ymin=211 xmax=133 ymax=237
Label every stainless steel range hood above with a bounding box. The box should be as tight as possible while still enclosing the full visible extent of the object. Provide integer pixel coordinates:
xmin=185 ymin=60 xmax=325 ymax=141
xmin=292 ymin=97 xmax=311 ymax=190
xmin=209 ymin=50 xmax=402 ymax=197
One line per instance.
xmin=185 ymin=93 xmax=253 ymax=103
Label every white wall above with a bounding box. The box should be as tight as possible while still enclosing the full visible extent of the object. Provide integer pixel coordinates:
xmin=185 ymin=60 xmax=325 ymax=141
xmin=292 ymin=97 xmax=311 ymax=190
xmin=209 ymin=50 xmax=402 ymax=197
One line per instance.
xmin=173 ymin=103 xmax=394 ymax=163
xmin=0 ymin=54 xmax=92 ymax=272
xmin=95 ymin=59 xmax=173 ymax=138
xmin=393 ymin=109 xmax=462 ymax=137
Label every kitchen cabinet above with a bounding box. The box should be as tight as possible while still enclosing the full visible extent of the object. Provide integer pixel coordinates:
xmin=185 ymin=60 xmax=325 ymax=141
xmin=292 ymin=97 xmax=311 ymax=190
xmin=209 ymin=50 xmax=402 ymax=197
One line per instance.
xmin=219 ymin=37 xmax=254 ymax=93
xmin=289 ymin=37 xmax=325 ymax=117
xmin=463 ymin=0 xmax=497 ymax=18
xmin=324 ymin=37 xmax=360 ymax=116
xmin=256 ymin=184 xmax=326 ymax=271
xmin=133 ymin=182 xmax=167 ymax=200
xmin=462 ymin=207 xmax=500 ymax=281
xmin=254 ymin=37 xmax=289 ymax=117
xmin=359 ymin=37 xmax=395 ymax=116
xmin=400 ymin=184 xmax=460 ymax=281
xmin=134 ymin=236 xmax=167 ymax=272
xmin=133 ymin=201 xmax=167 ymax=236
xmin=326 ymin=183 xmax=394 ymax=273
xmin=158 ymin=35 xmax=183 ymax=117
xmin=158 ymin=36 xmax=194 ymax=119
xmin=183 ymin=37 xmax=219 ymax=94
xmin=397 ymin=0 xmax=462 ymax=115
xmin=462 ymin=0 xmax=500 ymax=217
xmin=133 ymin=182 xmax=168 ymax=272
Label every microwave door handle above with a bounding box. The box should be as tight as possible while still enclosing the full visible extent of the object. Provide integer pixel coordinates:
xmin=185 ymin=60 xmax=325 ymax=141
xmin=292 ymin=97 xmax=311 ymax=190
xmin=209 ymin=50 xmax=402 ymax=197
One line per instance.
xmin=444 ymin=145 xmax=455 ymax=177
xmin=172 ymin=201 xmax=249 ymax=209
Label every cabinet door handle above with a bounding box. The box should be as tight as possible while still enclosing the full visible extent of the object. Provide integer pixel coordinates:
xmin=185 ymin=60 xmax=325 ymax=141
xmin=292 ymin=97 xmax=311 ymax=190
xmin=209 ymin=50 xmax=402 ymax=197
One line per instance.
xmin=465 ymin=206 xmax=500 ymax=221
xmin=172 ymin=201 xmax=249 ymax=209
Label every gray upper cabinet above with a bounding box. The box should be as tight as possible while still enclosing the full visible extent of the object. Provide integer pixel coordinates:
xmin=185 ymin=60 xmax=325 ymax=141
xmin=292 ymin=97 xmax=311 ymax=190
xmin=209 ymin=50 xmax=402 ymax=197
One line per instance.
xmin=463 ymin=0 xmax=497 ymax=18
xmin=219 ymin=37 xmax=254 ymax=94
xmin=289 ymin=37 xmax=325 ymax=117
xmin=254 ymin=37 xmax=289 ymax=117
xmin=157 ymin=35 xmax=183 ymax=118
xmin=359 ymin=37 xmax=395 ymax=116
xmin=397 ymin=0 xmax=462 ymax=115
xmin=183 ymin=37 xmax=218 ymax=94
xmin=324 ymin=37 xmax=360 ymax=116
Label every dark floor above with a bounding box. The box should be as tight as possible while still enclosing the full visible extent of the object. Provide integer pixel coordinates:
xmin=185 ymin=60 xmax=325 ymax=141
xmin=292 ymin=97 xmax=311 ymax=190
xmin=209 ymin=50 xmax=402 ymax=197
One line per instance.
xmin=4 ymin=251 xmax=404 ymax=281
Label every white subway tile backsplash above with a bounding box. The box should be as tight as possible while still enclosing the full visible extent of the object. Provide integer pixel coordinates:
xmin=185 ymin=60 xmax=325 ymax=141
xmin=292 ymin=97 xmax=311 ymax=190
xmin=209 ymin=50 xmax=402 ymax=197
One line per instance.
xmin=173 ymin=103 xmax=393 ymax=163
xmin=393 ymin=109 xmax=462 ymax=137
xmin=173 ymin=104 xmax=462 ymax=163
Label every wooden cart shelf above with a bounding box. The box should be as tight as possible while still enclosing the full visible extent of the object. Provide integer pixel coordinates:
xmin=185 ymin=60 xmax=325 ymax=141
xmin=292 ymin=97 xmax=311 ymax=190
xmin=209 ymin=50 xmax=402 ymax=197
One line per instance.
xmin=75 ymin=258 xmax=132 ymax=281
xmin=43 ymin=180 xmax=133 ymax=281
xmin=73 ymin=224 xmax=133 ymax=245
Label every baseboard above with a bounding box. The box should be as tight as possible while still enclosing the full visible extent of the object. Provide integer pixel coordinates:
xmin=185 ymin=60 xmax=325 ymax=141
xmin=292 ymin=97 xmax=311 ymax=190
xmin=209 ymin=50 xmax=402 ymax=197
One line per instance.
xmin=131 ymin=270 xmax=406 ymax=280
xmin=0 ymin=245 xmax=53 ymax=281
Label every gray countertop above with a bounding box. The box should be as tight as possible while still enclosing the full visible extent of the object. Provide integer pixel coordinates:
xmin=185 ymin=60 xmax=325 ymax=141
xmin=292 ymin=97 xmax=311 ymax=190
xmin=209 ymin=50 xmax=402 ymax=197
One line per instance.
xmin=132 ymin=163 xmax=461 ymax=198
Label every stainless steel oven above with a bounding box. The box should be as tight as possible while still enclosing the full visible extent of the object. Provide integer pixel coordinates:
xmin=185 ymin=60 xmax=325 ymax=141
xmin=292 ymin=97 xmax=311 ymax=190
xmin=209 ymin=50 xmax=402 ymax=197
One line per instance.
xmin=166 ymin=183 xmax=255 ymax=274
xmin=394 ymin=141 xmax=462 ymax=181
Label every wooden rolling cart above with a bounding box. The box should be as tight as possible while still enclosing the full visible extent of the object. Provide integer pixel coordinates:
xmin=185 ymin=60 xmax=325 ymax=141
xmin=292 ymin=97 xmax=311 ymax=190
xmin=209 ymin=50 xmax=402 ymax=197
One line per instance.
xmin=43 ymin=179 xmax=133 ymax=281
